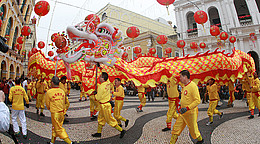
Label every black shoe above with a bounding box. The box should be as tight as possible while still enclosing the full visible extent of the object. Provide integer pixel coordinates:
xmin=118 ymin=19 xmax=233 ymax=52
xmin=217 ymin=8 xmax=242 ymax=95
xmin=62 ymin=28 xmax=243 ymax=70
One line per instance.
xmin=120 ymin=130 xmax=126 ymax=138
xmin=248 ymin=115 xmax=254 ymax=119
xmin=91 ymin=115 xmax=97 ymax=121
xmin=40 ymin=112 xmax=45 ymax=117
xmin=139 ymin=110 xmax=143 ymax=112
xmin=65 ymin=114 xmax=68 ymax=117
xmin=259 ymin=113 xmax=260 ymax=117
xmin=125 ymin=119 xmax=129 ymax=128
xmin=196 ymin=139 xmax=204 ymax=144
xmin=219 ymin=112 xmax=224 ymax=119
xmin=29 ymin=99 xmax=32 ymax=102
xmin=92 ymin=133 xmax=101 ymax=137
xmin=206 ymin=122 xmax=213 ymax=126
xmin=79 ymin=99 xmax=82 ymax=101
xmin=136 ymin=107 xmax=139 ymax=112
xmin=85 ymin=99 xmax=87 ymax=101
xmin=162 ymin=127 xmax=171 ymax=131
xmin=14 ymin=132 xmax=20 ymax=137
xmin=23 ymin=135 xmax=27 ymax=139
xmin=64 ymin=118 xmax=69 ymax=123
xmin=119 ymin=124 xmax=122 ymax=127
xmin=216 ymin=105 xmax=220 ymax=107
xmin=36 ymin=109 xmax=39 ymax=115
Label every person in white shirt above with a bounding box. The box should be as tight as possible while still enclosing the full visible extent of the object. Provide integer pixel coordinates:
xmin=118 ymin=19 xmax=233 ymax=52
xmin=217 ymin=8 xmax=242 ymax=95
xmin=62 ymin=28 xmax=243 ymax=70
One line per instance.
xmin=22 ymin=78 xmax=28 ymax=92
xmin=0 ymin=90 xmax=9 ymax=132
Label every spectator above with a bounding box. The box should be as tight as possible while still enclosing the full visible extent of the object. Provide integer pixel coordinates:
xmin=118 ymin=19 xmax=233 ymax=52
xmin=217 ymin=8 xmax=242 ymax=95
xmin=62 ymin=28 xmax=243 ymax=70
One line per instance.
xmin=0 ymin=90 xmax=9 ymax=132
xmin=22 ymin=77 xmax=28 ymax=93
xmin=0 ymin=77 xmax=10 ymax=105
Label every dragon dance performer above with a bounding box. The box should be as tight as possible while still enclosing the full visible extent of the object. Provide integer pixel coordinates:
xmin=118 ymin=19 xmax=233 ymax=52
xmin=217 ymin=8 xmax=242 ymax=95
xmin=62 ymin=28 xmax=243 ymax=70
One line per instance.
xmin=27 ymin=79 xmax=32 ymax=101
xmin=206 ymin=78 xmax=223 ymax=126
xmin=248 ymin=72 xmax=260 ymax=119
xmin=35 ymin=74 xmax=48 ymax=116
xmin=31 ymin=78 xmax=36 ymax=99
xmin=170 ymin=70 xmax=204 ymax=144
xmin=46 ymin=76 xmax=75 ymax=144
xmin=227 ymin=81 xmax=235 ymax=107
xmin=78 ymin=82 xmax=87 ymax=101
xmin=112 ymin=78 xmax=129 ymax=128
xmin=59 ymin=76 xmax=70 ymax=123
xmin=162 ymin=78 xmax=179 ymax=131
xmin=89 ymin=91 xmax=100 ymax=120
xmin=92 ymin=72 xmax=126 ymax=138
xmin=136 ymin=85 xmax=146 ymax=112
xmin=241 ymin=74 xmax=251 ymax=107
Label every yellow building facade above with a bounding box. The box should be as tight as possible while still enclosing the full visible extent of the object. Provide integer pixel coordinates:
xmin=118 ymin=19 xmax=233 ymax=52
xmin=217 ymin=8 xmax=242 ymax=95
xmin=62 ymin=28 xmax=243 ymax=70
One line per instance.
xmin=0 ymin=0 xmax=35 ymax=80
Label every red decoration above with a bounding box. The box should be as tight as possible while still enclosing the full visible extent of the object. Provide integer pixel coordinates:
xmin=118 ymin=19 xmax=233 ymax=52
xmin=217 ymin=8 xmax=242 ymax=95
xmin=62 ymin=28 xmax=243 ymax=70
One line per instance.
xmin=32 ymin=48 xmax=38 ymax=53
xmin=28 ymin=51 xmax=33 ymax=58
xmin=229 ymin=36 xmax=236 ymax=43
xmin=122 ymin=52 xmax=128 ymax=59
xmin=149 ymin=48 xmax=156 ymax=55
xmin=17 ymin=37 xmax=24 ymax=44
xmin=177 ymin=40 xmax=185 ymax=48
xmin=34 ymin=1 xmax=50 ymax=17
xmin=156 ymin=35 xmax=168 ymax=45
xmin=16 ymin=44 xmax=22 ymax=50
xmin=190 ymin=42 xmax=198 ymax=52
xmin=38 ymin=41 xmax=45 ymax=49
xmin=31 ymin=17 xmax=37 ymax=24
xmin=157 ymin=0 xmax=175 ymax=5
xmin=53 ymin=56 xmax=58 ymax=61
xmin=55 ymin=36 xmax=67 ymax=49
xmin=86 ymin=62 xmax=91 ymax=67
xmin=21 ymin=26 xmax=31 ymax=36
xmin=194 ymin=10 xmax=208 ymax=25
xmin=199 ymin=42 xmax=206 ymax=49
xmin=219 ymin=32 xmax=229 ymax=41
xmin=165 ymin=47 xmax=172 ymax=54
xmin=0 ymin=19 xmax=2 ymax=28
xmin=137 ymin=53 xmax=142 ymax=57
xmin=48 ymin=51 xmax=54 ymax=57
xmin=126 ymin=26 xmax=140 ymax=39
xmin=133 ymin=46 xmax=142 ymax=54
xmin=51 ymin=33 xmax=58 ymax=42
xmin=210 ymin=26 xmax=220 ymax=37
xmin=56 ymin=48 xmax=64 ymax=54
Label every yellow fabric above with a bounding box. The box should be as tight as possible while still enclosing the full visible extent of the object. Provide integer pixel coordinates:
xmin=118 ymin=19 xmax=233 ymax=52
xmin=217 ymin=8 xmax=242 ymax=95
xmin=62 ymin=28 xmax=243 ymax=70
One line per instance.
xmin=97 ymin=103 xmax=118 ymax=128
xmin=80 ymin=91 xmax=87 ymax=99
xmin=170 ymin=134 xmax=178 ymax=144
xmin=97 ymin=124 xmax=103 ymax=133
xmin=59 ymin=82 xmax=68 ymax=95
xmin=95 ymin=81 xmax=111 ymax=103
xmin=114 ymin=124 xmax=123 ymax=131
xmin=228 ymin=91 xmax=235 ymax=104
xmin=27 ymin=83 xmax=33 ymax=99
xmin=51 ymin=112 xmax=69 ymax=140
xmin=114 ymin=100 xmax=126 ymax=125
xmin=248 ymin=93 xmax=255 ymax=110
xmin=36 ymin=80 xmax=48 ymax=93
xmin=32 ymin=81 xmax=36 ymax=96
xmin=251 ymin=95 xmax=260 ymax=109
xmin=45 ymin=88 xmax=66 ymax=113
xmin=9 ymin=85 xmax=29 ymax=110
xmin=63 ymin=138 xmax=72 ymax=144
xmin=241 ymin=77 xmax=250 ymax=91
xmin=251 ymin=78 xmax=260 ymax=93
xmin=113 ymin=85 xmax=125 ymax=98
xmin=138 ymin=86 xmax=146 ymax=106
xmin=197 ymin=135 xmax=203 ymax=141
xmin=207 ymin=84 xmax=219 ymax=100
xmin=207 ymin=100 xmax=221 ymax=118
xmin=180 ymin=81 xmax=201 ymax=110
xmin=171 ymin=107 xmax=201 ymax=139
xmin=167 ymin=79 xmax=179 ymax=98
xmin=110 ymin=83 xmax=114 ymax=97
xmin=228 ymin=81 xmax=234 ymax=91
xmin=89 ymin=94 xmax=100 ymax=113
xmin=166 ymin=101 xmax=178 ymax=123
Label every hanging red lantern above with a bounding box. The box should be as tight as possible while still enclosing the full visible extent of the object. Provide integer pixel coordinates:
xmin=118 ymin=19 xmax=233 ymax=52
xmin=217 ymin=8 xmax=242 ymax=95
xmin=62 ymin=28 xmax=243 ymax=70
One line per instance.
xmin=17 ymin=37 xmax=24 ymax=44
xmin=34 ymin=1 xmax=50 ymax=17
xmin=21 ymin=26 xmax=31 ymax=36
xmin=55 ymin=36 xmax=67 ymax=49
xmin=190 ymin=42 xmax=198 ymax=52
xmin=133 ymin=46 xmax=142 ymax=54
xmin=177 ymin=40 xmax=185 ymax=48
xmin=16 ymin=44 xmax=22 ymax=50
xmin=126 ymin=26 xmax=140 ymax=39
xmin=156 ymin=35 xmax=168 ymax=45
xmin=219 ymin=32 xmax=229 ymax=41
xmin=194 ymin=10 xmax=208 ymax=27
xmin=32 ymin=48 xmax=38 ymax=53
xmin=199 ymin=42 xmax=206 ymax=49
xmin=165 ymin=47 xmax=172 ymax=54
xmin=38 ymin=41 xmax=45 ymax=49
xmin=122 ymin=52 xmax=128 ymax=59
xmin=149 ymin=48 xmax=156 ymax=55
xmin=51 ymin=33 xmax=59 ymax=42
xmin=48 ymin=51 xmax=54 ymax=57
xmin=156 ymin=0 xmax=175 ymax=14
xmin=210 ymin=26 xmax=220 ymax=37
xmin=229 ymin=36 xmax=236 ymax=43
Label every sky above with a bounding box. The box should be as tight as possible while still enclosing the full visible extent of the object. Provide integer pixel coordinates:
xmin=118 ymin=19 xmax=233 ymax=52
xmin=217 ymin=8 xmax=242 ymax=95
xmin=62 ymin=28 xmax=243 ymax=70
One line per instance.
xmin=31 ymin=0 xmax=176 ymax=55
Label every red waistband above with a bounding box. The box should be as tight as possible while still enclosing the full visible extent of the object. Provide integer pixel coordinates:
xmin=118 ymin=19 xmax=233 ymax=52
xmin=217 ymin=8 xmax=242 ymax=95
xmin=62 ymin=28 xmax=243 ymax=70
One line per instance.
xmin=37 ymin=92 xmax=44 ymax=94
xmin=209 ymin=99 xmax=218 ymax=101
xmin=168 ymin=97 xmax=179 ymax=101
xmin=99 ymin=101 xmax=110 ymax=104
xmin=115 ymin=97 xmax=124 ymax=100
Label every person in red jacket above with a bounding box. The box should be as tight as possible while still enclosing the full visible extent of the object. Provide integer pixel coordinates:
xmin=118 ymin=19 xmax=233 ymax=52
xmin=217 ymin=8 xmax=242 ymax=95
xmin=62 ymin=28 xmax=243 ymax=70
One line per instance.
xmin=0 ymin=77 xmax=10 ymax=105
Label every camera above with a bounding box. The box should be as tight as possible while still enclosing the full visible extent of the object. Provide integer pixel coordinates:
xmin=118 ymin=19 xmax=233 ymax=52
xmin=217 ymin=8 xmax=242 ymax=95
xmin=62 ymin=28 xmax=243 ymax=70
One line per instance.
xmin=0 ymin=36 xmax=9 ymax=53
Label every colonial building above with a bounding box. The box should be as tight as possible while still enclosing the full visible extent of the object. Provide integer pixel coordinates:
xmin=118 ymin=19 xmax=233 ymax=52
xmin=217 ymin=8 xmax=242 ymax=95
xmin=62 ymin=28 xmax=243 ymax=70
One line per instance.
xmin=96 ymin=4 xmax=178 ymax=61
xmin=173 ymin=0 xmax=260 ymax=72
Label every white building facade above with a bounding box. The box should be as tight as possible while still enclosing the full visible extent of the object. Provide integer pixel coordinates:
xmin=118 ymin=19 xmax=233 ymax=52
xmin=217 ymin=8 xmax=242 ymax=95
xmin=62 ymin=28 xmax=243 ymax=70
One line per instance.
xmin=173 ymin=0 xmax=260 ymax=73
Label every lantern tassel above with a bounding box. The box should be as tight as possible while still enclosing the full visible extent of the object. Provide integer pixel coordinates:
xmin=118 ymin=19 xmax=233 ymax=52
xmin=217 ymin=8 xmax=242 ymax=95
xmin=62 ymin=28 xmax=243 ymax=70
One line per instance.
xmin=37 ymin=16 xmax=41 ymax=26
xmin=182 ymin=48 xmax=185 ymax=57
xmin=202 ymin=24 xmax=206 ymax=33
xmin=166 ymin=5 xmax=170 ymax=15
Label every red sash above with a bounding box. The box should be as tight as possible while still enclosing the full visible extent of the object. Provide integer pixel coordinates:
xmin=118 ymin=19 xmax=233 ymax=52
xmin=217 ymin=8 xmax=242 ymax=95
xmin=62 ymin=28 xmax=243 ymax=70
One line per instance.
xmin=115 ymin=97 xmax=124 ymax=100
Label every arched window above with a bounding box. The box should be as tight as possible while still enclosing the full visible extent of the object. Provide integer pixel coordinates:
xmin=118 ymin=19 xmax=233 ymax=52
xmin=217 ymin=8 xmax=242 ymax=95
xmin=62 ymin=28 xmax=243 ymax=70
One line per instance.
xmin=0 ymin=4 xmax=6 ymax=20
xmin=12 ymin=27 xmax=19 ymax=50
xmin=5 ymin=17 xmax=13 ymax=43
xmin=24 ymin=5 xmax=30 ymax=22
xmin=20 ymin=0 xmax=27 ymax=13
xmin=208 ymin=7 xmax=222 ymax=28
xmin=256 ymin=0 xmax=260 ymax=12
xmin=9 ymin=64 xmax=14 ymax=79
xmin=16 ymin=66 xmax=20 ymax=77
xmin=186 ymin=12 xmax=197 ymax=34
xmin=234 ymin=0 xmax=251 ymax=23
xmin=156 ymin=45 xmax=162 ymax=58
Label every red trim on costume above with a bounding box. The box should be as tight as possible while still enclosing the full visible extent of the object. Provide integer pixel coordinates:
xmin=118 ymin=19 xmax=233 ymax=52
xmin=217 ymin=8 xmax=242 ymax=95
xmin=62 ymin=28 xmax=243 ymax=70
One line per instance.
xmin=209 ymin=99 xmax=218 ymax=101
xmin=99 ymin=101 xmax=110 ymax=104
xmin=252 ymin=92 xmax=260 ymax=97
xmin=115 ymin=97 xmax=124 ymax=100
xmin=186 ymin=106 xmax=190 ymax=111
xmin=185 ymin=80 xmax=191 ymax=86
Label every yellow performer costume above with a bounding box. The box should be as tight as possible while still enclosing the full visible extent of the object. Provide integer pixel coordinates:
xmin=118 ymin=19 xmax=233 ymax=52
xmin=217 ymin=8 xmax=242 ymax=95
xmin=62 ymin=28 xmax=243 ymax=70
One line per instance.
xmin=89 ymin=92 xmax=100 ymax=119
xmin=67 ymin=81 xmax=71 ymax=96
xmin=59 ymin=82 xmax=70 ymax=113
xmin=241 ymin=76 xmax=251 ymax=105
xmin=27 ymin=82 xmax=33 ymax=100
xmin=113 ymin=84 xmax=129 ymax=127
xmin=227 ymin=81 xmax=235 ymax=107
xmin=36 ymin=76 xmax=48 ymax=115
xmin=248 ymin=73 xmax=260 ymax=118
xmin=32 ymin=79 xmax=36 ymax=99
xmin=79 ymin=83 xmax=87 ymax=101
xmin=136 ymin=85 xmax=146 ymax=112
xmin=206 ymin=83 xmax=223 ymax=125
xmin=170 ymin=80 xmax=203 ymax=144
xmin=163 ymin=79 xmax=179 ymax=131
xmin=46 ymin=84 xmax=72 ymax=144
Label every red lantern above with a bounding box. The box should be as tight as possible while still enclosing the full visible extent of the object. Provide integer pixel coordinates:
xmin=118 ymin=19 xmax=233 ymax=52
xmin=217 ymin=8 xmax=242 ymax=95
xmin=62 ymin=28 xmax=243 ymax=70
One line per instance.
xmin=177 ymin=40 xmax=185 ymax=48
xmin=16 ymin=44 xmax=22 ymax=50
xmin=165 ymin=47 xmax=172 ymax=54
xmin=34 ymin=1 xmax=50 ymax=17
xmin=133 ymin=46 xmax=142 ymax=54
xmin=51 ymin=33 xmax=58 ymax=42
xmin=210 ymin=26 xmax=220 ymax=37
xmin=21 ymin=26 xmax=31 ymax=36
xmin=199 ymin=42 xmax=206 ymax=49
xmin=219 ymin=32 xmax=229 ymax=41
xmin=194 ymin=10 xmax=208 ymax=25
xmin=157 ymin=0 xmax=175 ymax=5
xmin=229 ymin=36 xmax=236 ymax=43
xmin=32 ymin=48 xmax=38 ymax=53
xmin=38 ymin=41 xmax=45 ymax=49
xmin=17 ymin=37 xmax=24 ymax=44
xmin=126 ymin=26 xmax=140 ymax=39
xmin=190 ymin=42 xmax=198 ymax=52
xmin=156 ymin=35 xmax=168 ymax=45
xmin=53 ymin=56 xmax=58 ymax=61
xmin=55 ymin=36 xmax=67 ymax=49
xmin=48 ymin=51 xmax=54 ymax=57
xmin=122 ymin=52 xmax=128 ymax=59
xmin=149 ymin=48 xmax=156 ymax=55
